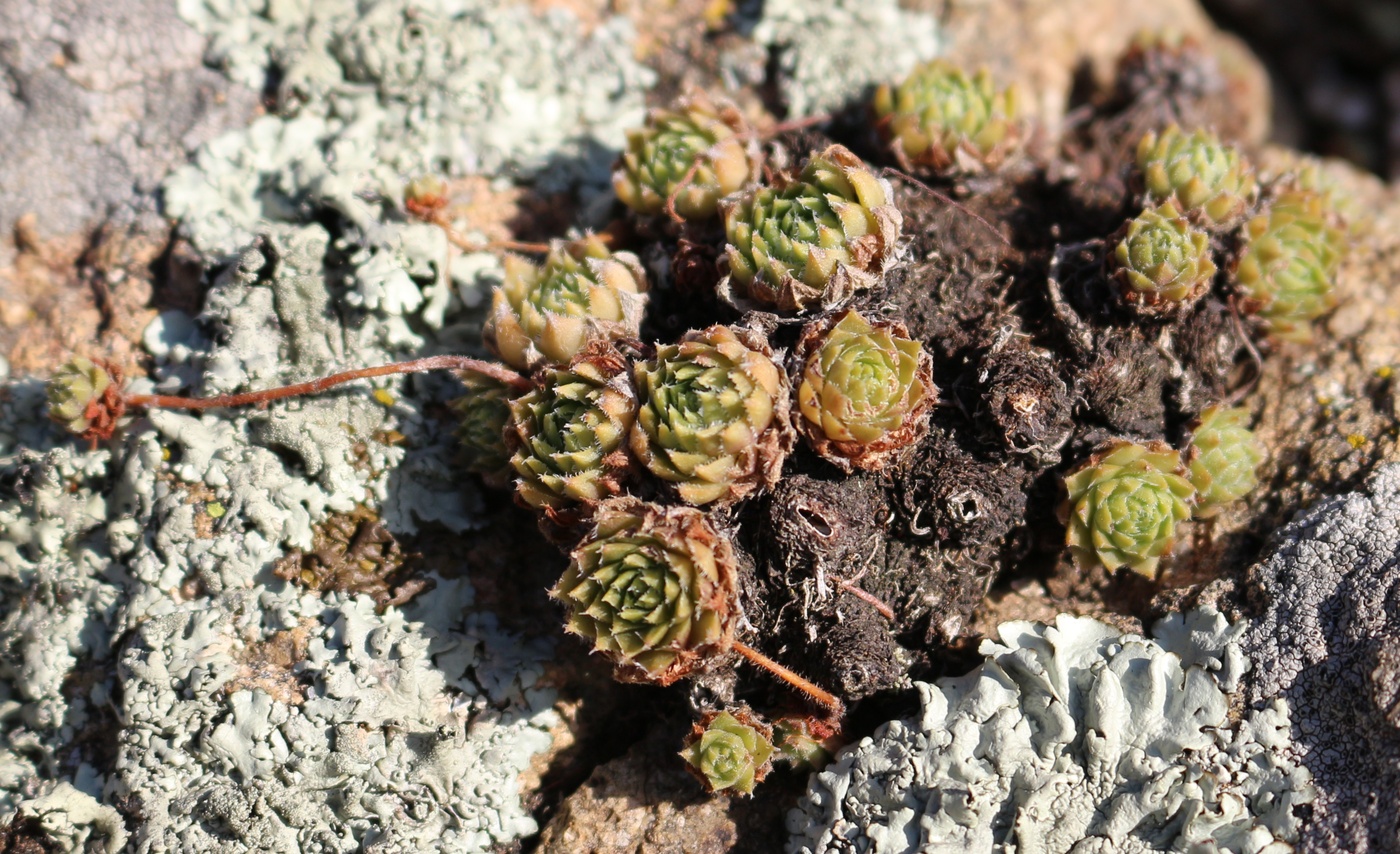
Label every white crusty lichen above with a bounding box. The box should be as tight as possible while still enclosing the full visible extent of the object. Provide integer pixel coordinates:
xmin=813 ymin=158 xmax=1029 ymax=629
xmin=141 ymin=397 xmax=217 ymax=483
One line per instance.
xmin=7 ymin=781 xmax=128 ymax=853
xmin=166 ymin=0 xmax=655 ymax=259
xmin=788 ymin=608 xmax=1314 ymax=854
xmin=751 ymin=0 xmax=940 ymax=117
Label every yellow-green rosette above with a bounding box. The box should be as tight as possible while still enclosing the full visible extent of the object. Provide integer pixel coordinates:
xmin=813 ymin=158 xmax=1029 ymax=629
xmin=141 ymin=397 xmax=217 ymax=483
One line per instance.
xmin=613 ymin=91 xmax=756 ymax=220
xmin=679 ymin=709 xmax=775 ymax=796
xmin=1185 ymin=405 xmax=1265 ymax=518
xmin=553 ymin=498 xmax=739 ymax=685
xmin=719 ymin=145 xmax=901 ymax=314
xmin=872 ymin=60 xmax=1022 ymax=172
xmin=1137 ymin=125 xmax=1256 ymax=227
xmin=506 ymin=344 xmax=637 ymax=510
xmin=484 ymin=235 xmax=648 ymax=371
xmin=450 ymin=373 xmax=517 ymax=489
xmin=1233 ymin=189 xmax=1344 ymax=343
xmin=47 ymin=357 xmax=124 ymax=442
xmin=630 ymin=325 xmax=793 ymax=506
xmin=793 ymin=310 xmax=934 ymax=472
xmin=1060 ymin=440 xmax=1197 ymax=577
xmin=1110 ymin=201 xmax=1217 ymax=316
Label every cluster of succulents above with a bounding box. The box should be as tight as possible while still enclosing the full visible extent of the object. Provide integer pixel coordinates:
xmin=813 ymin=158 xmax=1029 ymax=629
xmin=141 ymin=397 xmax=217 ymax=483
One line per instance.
xmin=1062 ymin=406 xmax=1265 ymax=577
xmin=44 ymin=41 xmax=1357 ymax=804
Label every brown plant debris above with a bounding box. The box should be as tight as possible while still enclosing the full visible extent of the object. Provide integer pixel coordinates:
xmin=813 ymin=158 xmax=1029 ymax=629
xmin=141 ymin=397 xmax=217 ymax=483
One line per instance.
xmin=272 ymin=506 xmax=432 ymax=610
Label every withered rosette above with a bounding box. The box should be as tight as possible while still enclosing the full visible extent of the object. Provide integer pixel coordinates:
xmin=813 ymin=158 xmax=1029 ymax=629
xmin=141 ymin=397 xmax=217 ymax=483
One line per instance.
xmin=506 ymin=343 xmax=637 ymax=512
xmin=630 ymin=325 xmax=794 ymax=506
xmin=484 ymin=235 xmax=648 ymax=371
xmin=793 ymin=310 xmax=934 ymax=472
xmin=719 ymin=145 xmax=901 ymax=314
xmin=552 ymin=498 xmax=739 ymax=685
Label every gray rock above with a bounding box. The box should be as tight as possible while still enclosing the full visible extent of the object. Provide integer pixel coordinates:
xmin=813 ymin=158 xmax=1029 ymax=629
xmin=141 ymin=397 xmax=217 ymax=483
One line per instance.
xmin=1241 ymin=463 xmax=1400 ymax=853
xmin=0 ymin=0 xmax=258 ymax=265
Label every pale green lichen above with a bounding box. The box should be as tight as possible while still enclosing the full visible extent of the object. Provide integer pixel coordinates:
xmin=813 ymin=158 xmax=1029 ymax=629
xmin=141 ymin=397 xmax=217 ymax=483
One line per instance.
xmin=789 ymin=609 xmax=1314 ymax=853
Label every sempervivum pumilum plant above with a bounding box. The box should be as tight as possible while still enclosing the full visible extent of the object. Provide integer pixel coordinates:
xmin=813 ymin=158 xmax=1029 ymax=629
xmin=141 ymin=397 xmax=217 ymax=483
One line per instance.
xmin=1110 ymin=201 xmax=1217 ymax=317
xmin=718 ymin=145 xmax=901 ymax=314
xmin=793 ymin=309 xmax=935 ymax=472
xmin=46 ymin=357 xmax=126 ymax=443
xmin=630 ymin=325 xmax=794 ymax=506
xmin=1137 ymin=125 xmax=1256 ymax=227
xmin=1185 ymin=405 xmax=1265 ymax=517
xmin=506 ymin=343 xmax=637 ymax=512
xmin=1232 ymin=189 xmax=1344 ymax=343
xmin=679 ymin=708 xmax=775 ymax=797
xmin=1061 ymin=440 xmax=1197 ymax=577
xmin=484 ymin=234 xmax=648 ymax=371
xmin=450 ymin=373 xmax=518 ymax=490
xmin=871 ymin=60 xmax=1021 ymax=172
xmin=613 ymin=90 xmax=757 ymax=221
xmin=551 ymin=498 xmax=739 ymax=685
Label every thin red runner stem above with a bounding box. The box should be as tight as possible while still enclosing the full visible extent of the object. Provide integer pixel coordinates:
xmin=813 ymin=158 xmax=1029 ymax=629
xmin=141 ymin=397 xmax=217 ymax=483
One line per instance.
xmin=124 ymin=356 xmax=530 ymax=411
xmin=733 ymin=640 xmax=845 ymax=719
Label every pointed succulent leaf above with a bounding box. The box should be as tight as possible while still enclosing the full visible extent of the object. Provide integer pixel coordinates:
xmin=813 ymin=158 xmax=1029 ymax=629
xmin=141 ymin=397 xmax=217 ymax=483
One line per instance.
xmin=484 ymin=235 xmax=648 ymax=370
xmin=719 ymin=145 xmax=901 ymax=314
xmin=507 ymin=343 xmax=638 ymax=510
xmin=553 ymin=498 xmax=739 ymax=685
xmin=47 ymin=357 xmax=125 ymax=441
xmin=1136 ymin=125 xmax=1256 ymax=227
xmin=872 ymin=60 xmax=1022 ymax=172
xmin=449 ymin=372 xmax=517 ymax=489
xmin=1060 ymin=440 xmax=1196 ymax=578
xmin=1232 ymin=189 xmax=1344 ymax=343
xmin=794 ymin=310 xmax=934 ymax=471
xmin=772 ymin=714 xmax=842 ymax=771
xmin=679 ymin=709 xmax=775 ymax=796
xmin=1185 ymin=405 xmax=1264 ymax=518
xmin=630 ymin=325 xmax=793 ymax=506
xmin=613 ymin=91 xmax=756 ymax=220
xmin=1111 ymin=201 xmax=1217 ymax=316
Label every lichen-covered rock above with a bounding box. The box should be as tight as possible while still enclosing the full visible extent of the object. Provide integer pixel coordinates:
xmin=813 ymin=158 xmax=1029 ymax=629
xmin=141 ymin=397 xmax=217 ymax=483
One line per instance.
xmin=1241 ymin=463 xmax=1400 ymax=853
xmin=789 ymin=609 xmax=1313 ymax=853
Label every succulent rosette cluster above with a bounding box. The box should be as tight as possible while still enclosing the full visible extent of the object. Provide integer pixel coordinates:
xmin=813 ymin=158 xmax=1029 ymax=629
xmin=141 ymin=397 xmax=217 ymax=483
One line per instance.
xmin=613 ymin=91 xmax=756 ymax=220
xmin=450 ymin=374 xmax=517 ymax=489
xmin=1137 ymin=125 xmax=1256 ymax=227
xmin=484 ymin=235 xmax=649 ymax=371
xmin=793 ymin=310 xmax=934 ymax=471
xmin=1111 ymin=201 xmax=1217 ymax=316
xmin=719 ymin=145 xmax=901 ymax=313
xmin=46 ymin=357 xmax=125 ymax=442
xmin=552 ymin=498 xmax=739 ymax=685
xmin=872 ymin=60 xmax=1021 ymax=171
xmin=1185 ymin=405 xmax=1265 ymax=517
xmin=679 ymin=709 xmax=775 ymax=796
xmin=1232 ymin=189 xmax=1344 ymax=343
xmin=507 ymin=344 xmax=637 ymax=511
xmin=1061 ymin=440 xmax=1197 ymax=577
xmin=631 ymin=325 xmax=794 ymax=506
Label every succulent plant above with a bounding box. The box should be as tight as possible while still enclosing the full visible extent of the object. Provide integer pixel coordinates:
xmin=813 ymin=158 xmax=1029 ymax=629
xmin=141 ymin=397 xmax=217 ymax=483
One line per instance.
xmin=872 ymin=60 xmax=1021 ymax=171
xmin=1110 ymin=201 xmax=1217 ymax=316
xmin=1233 ymin=189 xmax=1344 ymax=343
xmin=630 ymin=325 xmax=793 ymax=506
xmin=1185 ymin=405 xmax=1264 ymax=518
xmin=1061 ymin=440 xmax=1197 ymax=577
xmin=403 ymin=174 xmax=448 ymax=219
xmin=450 ymin=373 xmax=517 ymax=489
xmin=679 ymin=709 xmax=775 ymax=796
xmin=1137 ymin=125 xmax=1256 ymax=227
xmin=772 ymin=714 xmax=842 ymax=771
xmin=793 ymin=309 xmax=934 ymax=471
xmin=506 ymin=344 xmax=637 ymax=511
xmin=47 ymin=357 xmax=124 ymax=442
xmin=613 ymin=91 xmax=756 ymax=220
xmin=719 ymin=145 xmax=901 ymax=314
xmin=484 ymin=235 xmax=648 ymax=371
xmin=552 ymin=498 xmax=739 ymax=685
